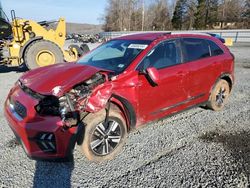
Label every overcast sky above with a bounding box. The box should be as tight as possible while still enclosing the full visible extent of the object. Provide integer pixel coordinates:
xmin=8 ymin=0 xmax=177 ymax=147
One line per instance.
xmin=1 ymin=0 xmax=106 ymax=24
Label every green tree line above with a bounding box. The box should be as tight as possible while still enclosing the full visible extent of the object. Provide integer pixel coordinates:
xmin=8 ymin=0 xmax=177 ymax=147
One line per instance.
xmin=102 ymin=0 xmax=250 ymax=31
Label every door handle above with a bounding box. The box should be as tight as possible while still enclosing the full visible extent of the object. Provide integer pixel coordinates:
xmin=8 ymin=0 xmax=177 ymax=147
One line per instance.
xmin=177 ymin=71 xmax=187 ymax=76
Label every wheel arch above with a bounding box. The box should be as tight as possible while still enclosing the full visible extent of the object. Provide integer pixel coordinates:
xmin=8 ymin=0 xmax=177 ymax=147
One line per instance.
xmin=220 ymin=73 xmax=233 ymax=92
xmin=210 ymin=73 xmax=234 ymax=94
xmin=110 ymin=94 xmax=137 ymax=131
xmin=206 ymin=73 xmax=232 ymax=111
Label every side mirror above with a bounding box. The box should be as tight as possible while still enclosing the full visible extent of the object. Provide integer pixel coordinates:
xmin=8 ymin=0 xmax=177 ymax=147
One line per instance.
xmin=146 ymin=67 xmax=160 ymax=86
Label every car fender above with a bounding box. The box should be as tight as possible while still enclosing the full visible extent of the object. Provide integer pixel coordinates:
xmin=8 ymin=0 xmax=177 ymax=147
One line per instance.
xmin=209 ymin=72 xmax=234 ymax=96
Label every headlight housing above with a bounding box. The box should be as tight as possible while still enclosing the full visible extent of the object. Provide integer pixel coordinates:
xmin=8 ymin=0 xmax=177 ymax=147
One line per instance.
xmin=35 ymin=96 xmax=60 ymax=116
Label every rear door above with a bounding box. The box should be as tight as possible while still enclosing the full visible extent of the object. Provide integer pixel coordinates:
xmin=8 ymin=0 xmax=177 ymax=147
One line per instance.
xmin=180 ymin=38 xmax=221 ymax=99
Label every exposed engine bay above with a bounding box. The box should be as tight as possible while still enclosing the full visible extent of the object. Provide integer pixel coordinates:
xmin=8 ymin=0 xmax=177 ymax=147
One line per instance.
xmin=32 ymin=72 xmax=107 ymax=129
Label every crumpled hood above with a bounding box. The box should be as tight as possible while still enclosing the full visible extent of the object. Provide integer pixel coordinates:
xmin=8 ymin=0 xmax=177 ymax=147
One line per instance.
xmin=19 ymin=63 xmax=105 ymax=96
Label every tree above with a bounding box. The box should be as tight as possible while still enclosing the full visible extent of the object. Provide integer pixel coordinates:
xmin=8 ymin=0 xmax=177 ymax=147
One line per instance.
xmin=102 ymin=0 xmax=122 ymax=31
xmin=242 ymin=0 xmax=250 ymax=28
xmin=218 ymin=0 xmax=245 ymax=29
xmin=103 ymin=0 xmax=145 ymax=31
xmin=183 ymin=0 xmax=197 ymax=30
xmin=171 ymin=0 xmax=188 ymax=30
xmin=148 ymin=0 xmax=171 ymax=30
xmin=207 ymin=0 xmax=219 ymax=28
xmin=194 ymin=0 xmax=206 ymax=29
xmin=194 ymin=0 xmax=219 ymax=29
xmin=103 ymin=0 xmax=172 ymax=31
xmin=102 ymin=0 xmax=247 ymax=31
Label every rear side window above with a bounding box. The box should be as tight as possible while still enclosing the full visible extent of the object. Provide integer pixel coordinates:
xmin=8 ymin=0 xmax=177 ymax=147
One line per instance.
xmin=182 ymin=38 xmax=210 ymax=62
xmin=207 ymin=40 xmax=224 ymax=56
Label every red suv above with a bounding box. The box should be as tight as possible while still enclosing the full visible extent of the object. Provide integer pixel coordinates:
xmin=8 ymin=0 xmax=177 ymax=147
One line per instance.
xmin=4 ymin=33 xmax=234 ymax=162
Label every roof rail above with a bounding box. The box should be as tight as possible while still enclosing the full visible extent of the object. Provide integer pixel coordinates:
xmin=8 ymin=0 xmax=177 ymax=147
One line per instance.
xmin=156 ymin=32 xmax=171 ymax=39
xmin=171 ymin=31 xmax=210 ymax=36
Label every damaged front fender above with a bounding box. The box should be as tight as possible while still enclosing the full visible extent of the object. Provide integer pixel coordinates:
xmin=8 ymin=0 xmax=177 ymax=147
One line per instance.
xmin=85 ymin=83 xmax=113 ymax=112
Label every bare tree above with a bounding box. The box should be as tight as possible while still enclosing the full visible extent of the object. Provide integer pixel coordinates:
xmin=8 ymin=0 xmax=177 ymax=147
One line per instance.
xmin=148 ymin=0 xmax=171 ymax=30
xmin=243 ymin=0 xmax=250 ymax=28
xmin=218 ymin=0 xmax=245 ymax=29
xmin=102 ymin=0 xmax=249 ymax=31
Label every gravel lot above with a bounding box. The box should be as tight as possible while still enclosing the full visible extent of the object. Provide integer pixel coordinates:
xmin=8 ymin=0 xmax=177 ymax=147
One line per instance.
xmin=0 ymin=43 xmax=250 ymax=188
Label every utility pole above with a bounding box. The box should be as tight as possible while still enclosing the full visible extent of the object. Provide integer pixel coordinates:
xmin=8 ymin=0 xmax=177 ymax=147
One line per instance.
xmin=141 ymin=0 xmax=144 ymax=31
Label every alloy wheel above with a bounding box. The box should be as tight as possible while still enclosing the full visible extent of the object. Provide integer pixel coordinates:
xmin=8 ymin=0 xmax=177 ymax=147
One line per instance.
xmin=90 ymin=120 xmax=121 ymax=156
xmin=216 ymin=87 xmax=226 ymax=106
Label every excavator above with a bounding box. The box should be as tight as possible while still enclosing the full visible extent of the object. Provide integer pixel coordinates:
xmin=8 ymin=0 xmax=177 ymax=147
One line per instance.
xmin=0 ymin=2 xmax=89 ymax=70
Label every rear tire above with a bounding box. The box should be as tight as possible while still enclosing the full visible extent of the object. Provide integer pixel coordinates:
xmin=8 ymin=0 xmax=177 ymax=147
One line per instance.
xmin=24 ymin=40 xmax=64 ymax=69
xmin=81 ymin=108 xmax=127 ymax=162
xmin=80 ymin=43 xmax=90 ymax=55
xmin=207 ymin=79 xmax=230 ymax=111
xmin=68 ymin=44 xmax=83 ymax=57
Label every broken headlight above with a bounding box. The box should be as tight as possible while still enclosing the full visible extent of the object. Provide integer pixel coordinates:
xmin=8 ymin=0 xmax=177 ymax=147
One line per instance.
xmin=36 ymin=73 xmax=106 ymax=118
xmin=35 ymin=96 xmax=60 ymax=116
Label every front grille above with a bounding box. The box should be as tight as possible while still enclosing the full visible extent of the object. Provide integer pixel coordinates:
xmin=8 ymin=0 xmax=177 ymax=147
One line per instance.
xmin=13 ymin=101 xmax=27 ymax=119
xmin=9 ymin=98 xmax=27 ymax=120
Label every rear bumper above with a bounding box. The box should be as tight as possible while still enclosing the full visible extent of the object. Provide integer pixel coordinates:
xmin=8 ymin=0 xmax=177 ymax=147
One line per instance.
xmin=4 ymin=90 xmax=79 ymax=161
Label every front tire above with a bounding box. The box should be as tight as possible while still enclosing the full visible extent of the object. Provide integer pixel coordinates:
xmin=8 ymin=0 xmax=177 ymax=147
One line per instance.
xmin=207 ymin=79 xmax=230 ymax=111
xmin=81 ymin=108 xmax=127 ymax=162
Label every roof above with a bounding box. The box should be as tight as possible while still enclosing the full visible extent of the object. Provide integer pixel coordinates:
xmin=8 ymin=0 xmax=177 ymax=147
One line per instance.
xmin=171 ymin=31 xmax=210 ymax=36
xmin=115 ymin=32 xmax=171 ymax=41
xmin=114 ymin=32 xmax=214 ymax=41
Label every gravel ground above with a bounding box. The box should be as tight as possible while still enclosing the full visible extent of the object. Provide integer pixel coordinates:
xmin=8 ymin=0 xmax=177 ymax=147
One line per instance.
xmin=0 ymin=43 xmax=250 ymax=188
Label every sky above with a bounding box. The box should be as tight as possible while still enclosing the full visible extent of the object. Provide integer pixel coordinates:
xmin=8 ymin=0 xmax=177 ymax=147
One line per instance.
xmin=1 ymin=0 xmax=107 ymax=24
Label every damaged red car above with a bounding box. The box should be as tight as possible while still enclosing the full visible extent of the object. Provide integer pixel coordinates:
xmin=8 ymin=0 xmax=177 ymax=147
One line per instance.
xmin=4 ymin=33 xmax=234 ymax=162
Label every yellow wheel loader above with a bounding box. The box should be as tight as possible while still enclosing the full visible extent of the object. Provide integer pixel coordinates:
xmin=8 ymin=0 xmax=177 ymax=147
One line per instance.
xmin=0 ymin=9 xmax=89 ymax=70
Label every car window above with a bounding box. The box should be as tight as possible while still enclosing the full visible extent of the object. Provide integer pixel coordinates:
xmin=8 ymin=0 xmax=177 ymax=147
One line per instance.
xmin=207 ymin=40 xmax=224 ymax=56
xmin=138 ymin=40 xmax=180 ymax=70
xmin=92 ymin=46 xmax=125 ymax=61
xmin=182 ymin=38 xmax=210 ymax=62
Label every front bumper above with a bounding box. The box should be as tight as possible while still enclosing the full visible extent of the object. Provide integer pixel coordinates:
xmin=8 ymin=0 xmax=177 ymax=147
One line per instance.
xmin=4 ymin=85 xmax=79 ymax=161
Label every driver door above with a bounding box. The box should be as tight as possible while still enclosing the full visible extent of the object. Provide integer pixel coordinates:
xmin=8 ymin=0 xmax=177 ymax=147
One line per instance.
xmin=137 ymin=39 xmax=189 ymax=122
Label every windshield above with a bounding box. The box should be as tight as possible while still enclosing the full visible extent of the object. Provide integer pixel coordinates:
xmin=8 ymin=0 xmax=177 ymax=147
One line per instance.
xmin=78 ymin=39 xmax=151 ymax=74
